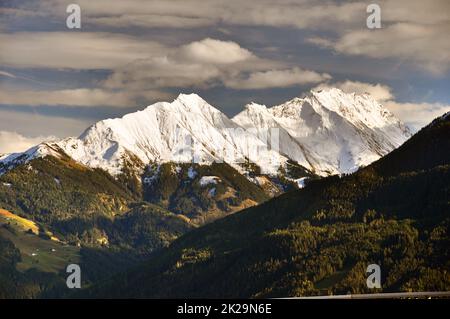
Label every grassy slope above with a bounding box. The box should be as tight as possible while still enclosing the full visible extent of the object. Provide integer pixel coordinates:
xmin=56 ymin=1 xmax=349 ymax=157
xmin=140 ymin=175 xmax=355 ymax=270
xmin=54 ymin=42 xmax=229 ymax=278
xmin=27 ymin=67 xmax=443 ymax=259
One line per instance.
xmin=0 ymin=227 xmax=80 ymax=274
xmin=0 ymin=220 xmax=79 ymax=298
xmin=0 ymin=154 xmax=196 ymax=298
xmin=0 ymin=202 xmax=194 ymax=298
xmin=0 ymin=209 xmax=39 ymax=234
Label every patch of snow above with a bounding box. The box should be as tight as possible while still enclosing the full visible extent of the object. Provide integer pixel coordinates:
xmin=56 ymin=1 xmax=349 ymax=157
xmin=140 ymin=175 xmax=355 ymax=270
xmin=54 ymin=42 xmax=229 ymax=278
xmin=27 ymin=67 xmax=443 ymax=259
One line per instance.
xmin=249 ymin=176 xmax=268 ymax=187
xmin=294 ymin=177 xmax=309 ymax=189
xmin=143 ymin=165 xmax=160 ymax=184
xmin=173 ymin=165 xmax=182 ymax=174
xmin=199 ymin=175 xmax=220 ymax=186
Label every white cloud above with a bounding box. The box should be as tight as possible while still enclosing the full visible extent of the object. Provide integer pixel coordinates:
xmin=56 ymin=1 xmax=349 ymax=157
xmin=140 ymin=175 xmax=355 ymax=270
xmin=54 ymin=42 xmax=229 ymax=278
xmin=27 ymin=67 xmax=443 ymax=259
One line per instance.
xmin=102 ymin=56 xmax=223 ymax=90
xmin=102 ymin=38 xmax=329 ymax=91
xmin=0 ymin=32 xmax=165 ymax=69
xmin=225 ymin=67 xmax=331 ymax=89
xmin=86 ymin=14 xmax=214 ymax=29
xmin=30 ymin=0 xmax=366 ymax=30
xmin=176 ymin=38 xmax=254 ymax=64
xmin=0 ymin=109 xmax=91 ymax=138
xmin=0 ymin=88 xmax=170 ymax=108
xmin=380 ymin=0 xmax=450 ymax=25
xmin=4 ymin=1 xmax=446 ymax=76
xmin=308 ymin=22 xmax=450 ymax=75
xmin=0 ymin=70 xmax=16 ymax=78
xmin=0 ymin=37 xmax=328 ymax=109
xmin=303 ymin=0 xmax=450 ymax=75
xmin=29 ymin=0 xmax=448 ymax=34
xmin=385 ymin=101 xmax=450 ymax=131
xmin=0 ymin=131 xmax=55 ymax=154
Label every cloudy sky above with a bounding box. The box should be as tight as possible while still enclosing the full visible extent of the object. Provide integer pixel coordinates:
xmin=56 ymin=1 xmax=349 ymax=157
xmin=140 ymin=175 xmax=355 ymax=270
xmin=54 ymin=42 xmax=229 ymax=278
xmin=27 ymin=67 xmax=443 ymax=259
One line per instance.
xmin=1 ymin=0 xmax=449 ymax=153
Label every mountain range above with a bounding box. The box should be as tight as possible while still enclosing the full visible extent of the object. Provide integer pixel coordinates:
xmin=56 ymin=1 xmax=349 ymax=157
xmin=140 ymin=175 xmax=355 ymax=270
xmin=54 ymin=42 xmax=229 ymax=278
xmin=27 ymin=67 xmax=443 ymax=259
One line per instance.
xmin=82 ymin=111 xmax=450 ymax=298
xmin=0 ymin=88 xmax=411 ymax=178
xmin=1 ymin=88 xmax=445 ymax=299
xmin=0 ymin=88 xmax=412 ymax=228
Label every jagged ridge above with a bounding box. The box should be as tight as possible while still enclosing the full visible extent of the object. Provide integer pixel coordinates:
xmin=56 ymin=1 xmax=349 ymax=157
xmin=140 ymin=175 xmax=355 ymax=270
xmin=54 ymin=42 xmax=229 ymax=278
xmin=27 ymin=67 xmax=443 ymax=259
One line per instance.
xmin=1 ymin=88 xmax=411 ymax=177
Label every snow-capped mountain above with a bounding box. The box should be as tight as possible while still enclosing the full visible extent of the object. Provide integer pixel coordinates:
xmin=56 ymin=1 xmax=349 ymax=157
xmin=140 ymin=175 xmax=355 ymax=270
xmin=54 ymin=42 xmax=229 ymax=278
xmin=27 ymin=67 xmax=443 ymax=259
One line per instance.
xmin=0 ymin=142 xmax=66 ymax=175
xmin=1 ymin=94 xmax=287 ymax=176
xmin=233 ymin=88 xmax=411 ymax=175
xmin=0 ymin=89 xmax=411 ymax=177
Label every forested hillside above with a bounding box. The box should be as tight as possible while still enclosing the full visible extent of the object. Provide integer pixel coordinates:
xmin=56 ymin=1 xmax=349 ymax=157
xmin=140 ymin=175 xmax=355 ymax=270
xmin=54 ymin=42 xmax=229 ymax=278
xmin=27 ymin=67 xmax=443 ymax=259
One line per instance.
xmin=82 ymin=113 xmax=450 ymax=298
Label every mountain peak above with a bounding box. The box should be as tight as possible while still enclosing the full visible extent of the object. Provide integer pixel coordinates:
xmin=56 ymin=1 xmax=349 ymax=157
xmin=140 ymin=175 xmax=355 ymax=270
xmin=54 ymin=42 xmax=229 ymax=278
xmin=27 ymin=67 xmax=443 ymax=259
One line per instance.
xmin=141 ymin=93 xmax=222 ymax=116
xmin=312 ymin=86 xmax=350 ymax=94
xmin=244 ymin=102 xmax=268 ymax=112
xmin=239 ymin=88 xmax=411 ymax=175
xmin=311 ymin=87 xmax=372 ymax=99
xmin=311 ymin=86 xmax=369 ymax=102
xmin=174 ymin=93 xmax=208 ymax=105
xmin=51 ymin=93 xmax=288 ymax=176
